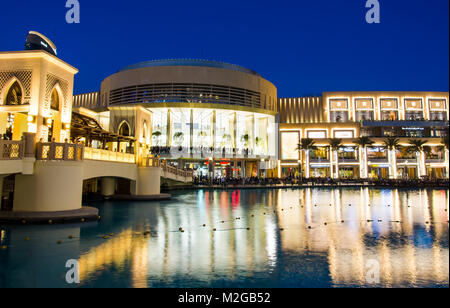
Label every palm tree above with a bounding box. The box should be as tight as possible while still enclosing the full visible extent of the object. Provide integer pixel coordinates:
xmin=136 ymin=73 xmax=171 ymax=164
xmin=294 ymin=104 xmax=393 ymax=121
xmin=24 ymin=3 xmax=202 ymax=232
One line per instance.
xmin=152 ymin=131 xmax=162 ymax=146
xmin=355 ymin=136 xmax=375 ymax=149
xmin=255 ymin=137 xmax=265 ymax=152
xmin=329 ymin=138 xmax=343 ymax=179
xmin=406 ymin=139 xmax=428 ymax=155
xmin=382 ymin=137 xmax=401 ymax=151
xmin=296 ymin=138 xmax=317 ymax=179
xmin=173 ymin=132 xmax=184 ymax=147
xmin=406 ymin=139 xmax=428 ymax=178
xmin=222 ymin=134 xmax=231 ymax=145
xmin=442 ymin=136 xmax=449 ymax=150
xmin=296 ymin=138 xmax=317 ymax=152
xmin=355 ymin=136 xmax=374 ymax=179
xmin=197 ymin=131 xmax=208 ymax=147
xmin=241 ymin=134 xmax=250 ymax=149
xmin=329 ymin=138 xmax=343 ymax=151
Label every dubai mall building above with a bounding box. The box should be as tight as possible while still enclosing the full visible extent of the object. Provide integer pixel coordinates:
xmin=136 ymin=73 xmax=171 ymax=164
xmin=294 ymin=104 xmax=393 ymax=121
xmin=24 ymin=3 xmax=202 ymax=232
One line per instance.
xmin=1 ymin=32 xmax=449 ymax=182
xmin=73 ymin=59 xmax=449 ymax=180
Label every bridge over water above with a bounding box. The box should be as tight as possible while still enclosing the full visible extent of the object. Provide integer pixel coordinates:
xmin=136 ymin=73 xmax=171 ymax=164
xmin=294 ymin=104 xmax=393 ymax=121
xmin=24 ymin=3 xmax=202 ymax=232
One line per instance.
xmin=0 ymin=133 xmax=192 ymax=222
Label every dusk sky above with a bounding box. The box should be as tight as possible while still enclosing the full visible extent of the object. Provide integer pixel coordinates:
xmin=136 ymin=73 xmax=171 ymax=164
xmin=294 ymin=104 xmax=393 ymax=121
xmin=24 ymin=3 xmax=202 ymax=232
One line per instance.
xmin=1 ymin=0 xmax=448 ymax=97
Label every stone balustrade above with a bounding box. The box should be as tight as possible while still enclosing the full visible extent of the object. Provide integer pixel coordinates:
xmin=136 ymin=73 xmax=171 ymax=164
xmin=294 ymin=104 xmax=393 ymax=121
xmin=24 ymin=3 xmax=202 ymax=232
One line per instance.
xmin=36 ymin=142 xmax=84 ymax=161
xmin=84 ymin=147 xmax=135 ymax=164
xmin=0 ymin=140 xmax=24 ymax=160
xmin=140 ymin=157 xmax=161 ymax=167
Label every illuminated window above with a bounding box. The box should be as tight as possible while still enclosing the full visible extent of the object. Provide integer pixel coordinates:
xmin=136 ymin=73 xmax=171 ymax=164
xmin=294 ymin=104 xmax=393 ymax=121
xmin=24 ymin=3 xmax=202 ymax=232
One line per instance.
xmin=5 ymin=81 xmax=23 ymax=106
xmin=334 ymin=130 xmax=354 ymax=138
xmin=307 ymin=130 xmax=327 ymax=139
xmin=142 ymin=121 xmax=148 ymax=139
xmin=281 ymin=132 xmax=299 ymax=160
xmin=381 ymin=110 xmax=398 ymax=121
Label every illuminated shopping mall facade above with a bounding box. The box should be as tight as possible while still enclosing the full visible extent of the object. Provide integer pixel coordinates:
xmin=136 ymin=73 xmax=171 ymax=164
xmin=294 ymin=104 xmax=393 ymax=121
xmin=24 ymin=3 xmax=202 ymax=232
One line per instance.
xmin=73 ymin=59 xmax=279 ymax=178
xmin=72 ymin=60 xmax=449 ymax=180
xmin=1 ymin=32 xmax=448 ymax=181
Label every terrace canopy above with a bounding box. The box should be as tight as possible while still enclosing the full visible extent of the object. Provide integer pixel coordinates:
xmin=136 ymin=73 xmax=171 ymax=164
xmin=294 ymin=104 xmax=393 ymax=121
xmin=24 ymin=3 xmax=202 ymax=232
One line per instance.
xmin=70 ymin=112 xmax=135 ymax=148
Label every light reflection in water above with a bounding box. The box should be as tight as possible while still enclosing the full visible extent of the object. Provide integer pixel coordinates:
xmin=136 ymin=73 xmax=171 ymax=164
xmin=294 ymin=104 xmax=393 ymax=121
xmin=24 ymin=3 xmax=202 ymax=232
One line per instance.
xmin=0 ymin=188 xmax=448 ymax=288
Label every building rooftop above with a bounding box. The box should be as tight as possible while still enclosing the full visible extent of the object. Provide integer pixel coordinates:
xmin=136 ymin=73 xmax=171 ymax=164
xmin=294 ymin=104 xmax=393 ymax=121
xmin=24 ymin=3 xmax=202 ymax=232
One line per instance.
xmin=118 ymin=59 xmax=261 ymax=77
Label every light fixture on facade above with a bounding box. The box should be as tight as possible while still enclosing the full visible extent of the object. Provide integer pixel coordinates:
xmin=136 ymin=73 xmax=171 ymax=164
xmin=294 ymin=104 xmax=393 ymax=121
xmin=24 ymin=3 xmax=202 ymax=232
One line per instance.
xmin=63 ymin=123 xmax=71 ymax=130
xmin=27 ymin=115 xmax=36 ymax=123
xmin=45 ymin=118 xmax=53 ymax=127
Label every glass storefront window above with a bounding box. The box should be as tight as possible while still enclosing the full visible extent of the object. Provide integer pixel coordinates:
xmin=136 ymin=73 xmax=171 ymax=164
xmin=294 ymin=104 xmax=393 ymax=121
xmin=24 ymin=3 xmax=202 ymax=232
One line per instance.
xmin=430 ymin=111 xmax=447 ymax=121
xmin=367 ymin=147 xmax=387 ymax=159
xmin=148 ymin=107 xmax=276 ymax=158
xmin=381 ymin=110 xmax=398 ymax=121
xmin=338 ymin=147 xmax=357 ymax=159
xmin=405 ymin=111 xmax=424 ymax=121
xmin=215 ymin=110 xmax=234 ymax=151
xmin=310 ymin=147 xmax=329 ymax=160
xmin=330 ymin=111 xmax=349 ymax=123
xmin=355 ymin=111 xmax=374 ymax=121
xmin=170 ymin=109 xmax=190 ymax=148
xmin=193 ymin=109 xmax=212 ymax=148
xmin=152 ymin=110 xmax=167 ymax=146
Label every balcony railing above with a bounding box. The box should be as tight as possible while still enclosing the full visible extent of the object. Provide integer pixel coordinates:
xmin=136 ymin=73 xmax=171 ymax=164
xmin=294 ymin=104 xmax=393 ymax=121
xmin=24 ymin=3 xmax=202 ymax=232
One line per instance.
xmin=140 ymin=157 xmax=161 ymax=167
xmin=368 ymin=158 xmax=389 ymax=163
xmin=84 ymin=147 xmax=135 ymax=164
xmin=162 ymin=164 xmax=193 ymax=179
xmin=310 ymin=158 xmax=330 ymax=163
xmin=151 ymin=146 xmax=259 ymax=159
xmin=0 ymin=140 xmax=24 ymax=160
xmin=425 ymin=158 xmax=445 ymax=163
xmin=36 ymin=142 xmax=84 ymax=161
xmin=338 ymin=158 xmax=359 ymax=163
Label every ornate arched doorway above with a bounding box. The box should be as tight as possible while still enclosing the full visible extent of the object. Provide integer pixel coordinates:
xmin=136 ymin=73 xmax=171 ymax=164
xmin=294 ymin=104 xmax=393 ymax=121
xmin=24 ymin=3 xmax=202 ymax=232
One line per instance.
xmin=5 ymin=81 xmax=23 ymax=106
xmin=118 ymin=121 xmax=131 ymax=137
xmin=47 ymin=88 xmax=62 ymax=142
xmin=2 ymin=81 xmax=27 ymax=140
xmin=118 ymin=121 xmax=132 ymax=153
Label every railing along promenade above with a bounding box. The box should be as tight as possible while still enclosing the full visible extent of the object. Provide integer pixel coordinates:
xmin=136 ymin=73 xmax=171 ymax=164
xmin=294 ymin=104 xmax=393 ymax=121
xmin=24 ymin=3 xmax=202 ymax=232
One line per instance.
xmin=140 ymin=157 xmax=193 ymax=181
xmin=36 ymin=142 xmax=84 ymax=161
xmin=84 ymin=147 xmax=135 ymax=163
xmin=0 ymin=139 xmax=24 ymax=160
xmin=33 ymin=142 xmax=192 ymax=181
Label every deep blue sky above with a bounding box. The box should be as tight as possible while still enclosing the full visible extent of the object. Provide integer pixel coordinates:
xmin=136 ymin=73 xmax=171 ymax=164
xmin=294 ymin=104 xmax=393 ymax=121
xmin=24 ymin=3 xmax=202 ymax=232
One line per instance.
xmin=0 ymin=0 xmax=448 ymax=96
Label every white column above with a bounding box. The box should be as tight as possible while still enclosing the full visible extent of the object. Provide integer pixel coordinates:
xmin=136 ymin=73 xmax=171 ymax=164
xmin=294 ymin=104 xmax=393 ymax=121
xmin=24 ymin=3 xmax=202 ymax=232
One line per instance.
xmin=329 ymin=148 xmax=333 ymax=179
xmin=333 ymin=150 xmax=339 ymax=179
xmin=101 ymin=177 xmax=116 ymax=197
xmin=418 ymin=151 xmax=427 ymax=178
xmin=136 ymin=167 xmax=161 ymax=195
xmin=359 ymin=147 xmax=369 ymax=179
xmin=305 ymin=150 xmax=310 ymax=179
xmin=445 ymin=149 xmax=449 ymax=179
xmin=14 ymin=161 xmax=83 ymax=212
xmin=388 ymin=149 xmax=398 ymax=179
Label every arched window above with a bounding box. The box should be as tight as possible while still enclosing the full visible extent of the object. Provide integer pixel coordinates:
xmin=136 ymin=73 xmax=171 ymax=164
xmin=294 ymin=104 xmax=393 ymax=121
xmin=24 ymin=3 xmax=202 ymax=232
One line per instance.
xmin=5 ymin=81 xmax=23 ymax=106
xmin=51 ymin=88 xmax=60 ymax=111
xmin=119 ymin=122 xmax=130 ymax=136
xmin=143 ymin=121 xmax=148 ymax=139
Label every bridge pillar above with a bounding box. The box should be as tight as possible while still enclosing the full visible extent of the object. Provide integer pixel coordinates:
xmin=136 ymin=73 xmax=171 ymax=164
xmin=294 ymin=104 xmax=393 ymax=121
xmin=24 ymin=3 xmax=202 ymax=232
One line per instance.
xmin=13 ymin=161 xmax=83 ymax=212
xmin=101 ymin=177 xmax=116 ymax=197
xmin=136 ymin=167 xmax=161 ymax=196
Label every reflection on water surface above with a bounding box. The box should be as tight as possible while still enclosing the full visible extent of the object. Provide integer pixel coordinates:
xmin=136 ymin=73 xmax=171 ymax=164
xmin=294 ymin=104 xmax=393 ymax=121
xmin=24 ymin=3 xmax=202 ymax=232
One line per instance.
xmin=0 ymin=188 xmax=448 ymax=288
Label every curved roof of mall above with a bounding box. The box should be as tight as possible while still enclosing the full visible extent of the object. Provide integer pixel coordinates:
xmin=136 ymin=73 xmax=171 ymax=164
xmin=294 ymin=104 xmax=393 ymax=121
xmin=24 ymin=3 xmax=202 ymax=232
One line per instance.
xmin=118 ymin=59 xmax=262 ymax=77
